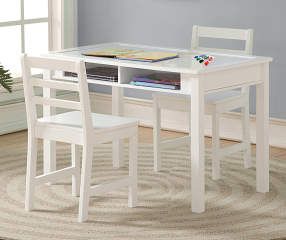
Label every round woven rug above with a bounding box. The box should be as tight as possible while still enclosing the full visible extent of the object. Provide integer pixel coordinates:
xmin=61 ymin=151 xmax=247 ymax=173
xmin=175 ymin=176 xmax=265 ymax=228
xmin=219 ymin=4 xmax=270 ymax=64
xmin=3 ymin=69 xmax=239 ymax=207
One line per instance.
xmin=0 ymin=142 xmax=286 ymax=240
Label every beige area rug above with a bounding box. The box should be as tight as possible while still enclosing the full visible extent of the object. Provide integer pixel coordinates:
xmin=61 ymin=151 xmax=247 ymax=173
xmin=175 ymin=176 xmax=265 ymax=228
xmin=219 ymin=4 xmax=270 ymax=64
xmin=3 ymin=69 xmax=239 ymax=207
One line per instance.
xmin=1 ymin=141 xmax=286 ymax=240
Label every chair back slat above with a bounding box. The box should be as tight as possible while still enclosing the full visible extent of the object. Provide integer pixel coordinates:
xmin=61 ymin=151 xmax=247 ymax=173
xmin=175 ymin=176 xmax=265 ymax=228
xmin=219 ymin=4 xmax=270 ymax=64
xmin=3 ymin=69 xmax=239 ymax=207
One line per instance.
xmin=191 ymin=25 xmax=254 ymax=55
xmin=193 ymin=47 xmax=247 ymax=56
xmin=31 ymin=78 xmax=79 ymax=91
xmin=197 ymin=26 xmax=251 ymax=40
xmin=33 ymin=96 xmax=82 ymax=110
xmin=22 ymin=54 xmax=92 ymax=133
xmin=25 ymin=56 xmax=78 ymax=72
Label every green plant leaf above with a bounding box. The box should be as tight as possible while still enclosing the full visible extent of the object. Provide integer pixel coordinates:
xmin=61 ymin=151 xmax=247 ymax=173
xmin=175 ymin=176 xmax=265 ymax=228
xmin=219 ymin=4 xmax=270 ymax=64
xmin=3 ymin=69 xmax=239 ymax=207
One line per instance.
xmin=0 ymin=64 xmax=13 ymax=93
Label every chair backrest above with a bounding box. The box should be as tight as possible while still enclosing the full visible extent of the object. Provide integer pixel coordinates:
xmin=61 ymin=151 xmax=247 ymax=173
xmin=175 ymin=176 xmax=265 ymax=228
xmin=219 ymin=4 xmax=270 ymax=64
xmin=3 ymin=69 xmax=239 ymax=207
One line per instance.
xmin=21 ymin=54 xmax=93 ymax=134
xmin=191 ymin=25 xmax=254 ymax=55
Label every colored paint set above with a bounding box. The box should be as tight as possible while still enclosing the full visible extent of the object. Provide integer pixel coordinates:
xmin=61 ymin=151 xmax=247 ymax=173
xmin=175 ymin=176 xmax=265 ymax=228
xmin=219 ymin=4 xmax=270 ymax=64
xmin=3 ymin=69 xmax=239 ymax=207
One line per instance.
xmin=193 ymin=54 xmax=215 ymax=66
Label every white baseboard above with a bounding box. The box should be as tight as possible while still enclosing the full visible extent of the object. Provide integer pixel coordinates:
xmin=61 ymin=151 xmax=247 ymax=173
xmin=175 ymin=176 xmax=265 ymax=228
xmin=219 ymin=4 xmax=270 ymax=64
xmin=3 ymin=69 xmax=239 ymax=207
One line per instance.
xmin=1 ymin=91 xmax=286 ymax=149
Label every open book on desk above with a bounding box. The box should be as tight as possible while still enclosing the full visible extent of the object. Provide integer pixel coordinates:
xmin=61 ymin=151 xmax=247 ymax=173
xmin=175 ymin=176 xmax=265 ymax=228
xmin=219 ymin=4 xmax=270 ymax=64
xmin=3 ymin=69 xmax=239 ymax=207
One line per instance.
xmin=83 ymin=48 xmax=179 ymax=62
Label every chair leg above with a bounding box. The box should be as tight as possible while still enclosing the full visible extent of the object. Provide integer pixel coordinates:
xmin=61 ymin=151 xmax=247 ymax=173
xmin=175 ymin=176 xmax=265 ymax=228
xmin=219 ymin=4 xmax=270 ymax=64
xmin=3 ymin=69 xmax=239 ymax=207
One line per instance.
xmin=212 ymin=112 xmax=221 ymax=180
xmin=242 ymin=104 xmax=252 ymax=168
xmin=25 ymin=134 xmax=37 ymax=211
xmin=128 ymin=133 xmax=138 ymax=208
xmin=153 ymin=98 xmax=161 ymax=172
xmin=72 ymin=144 xmax=81 ymax=197
xmin=78 ymin=145 xmax=93 ymax=223
xmin=43 ymin=140 xmax=56 ymax=185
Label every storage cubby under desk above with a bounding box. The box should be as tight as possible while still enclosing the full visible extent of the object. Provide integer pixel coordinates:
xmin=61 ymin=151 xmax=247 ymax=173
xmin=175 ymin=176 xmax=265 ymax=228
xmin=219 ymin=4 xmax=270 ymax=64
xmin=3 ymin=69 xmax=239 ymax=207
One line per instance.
xmin=118 ymin=66 xmax=181 ymax=93
xmin=63 ymin=63 xmax=120 ymax=87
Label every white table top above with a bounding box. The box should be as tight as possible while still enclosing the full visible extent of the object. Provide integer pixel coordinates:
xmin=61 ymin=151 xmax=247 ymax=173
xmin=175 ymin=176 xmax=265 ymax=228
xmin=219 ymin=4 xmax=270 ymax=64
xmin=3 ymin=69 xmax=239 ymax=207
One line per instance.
xmin=47 ymin=42 xmax=272 ymax=75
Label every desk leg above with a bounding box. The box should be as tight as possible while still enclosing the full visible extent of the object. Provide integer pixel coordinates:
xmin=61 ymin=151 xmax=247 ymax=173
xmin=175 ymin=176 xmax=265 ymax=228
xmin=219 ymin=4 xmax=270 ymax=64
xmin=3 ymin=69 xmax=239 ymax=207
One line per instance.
xmin=256 ymin=63 xmax=269 ymax=193
xmin=190 ymin=78 xmax=205 ymax=213
xmin=112 ymin=86 xmax=124 ymax=168
xmin=43 ymin=70 xmax=56 ymax=184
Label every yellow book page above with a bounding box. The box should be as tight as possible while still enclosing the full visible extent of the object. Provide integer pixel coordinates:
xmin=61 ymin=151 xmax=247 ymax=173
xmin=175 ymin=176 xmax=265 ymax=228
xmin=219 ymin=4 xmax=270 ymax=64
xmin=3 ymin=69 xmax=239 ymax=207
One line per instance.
xmin=118 ymin=51 xmax=178 ymax=61
xmin=83 ymin=48 xmax=141 ymax=57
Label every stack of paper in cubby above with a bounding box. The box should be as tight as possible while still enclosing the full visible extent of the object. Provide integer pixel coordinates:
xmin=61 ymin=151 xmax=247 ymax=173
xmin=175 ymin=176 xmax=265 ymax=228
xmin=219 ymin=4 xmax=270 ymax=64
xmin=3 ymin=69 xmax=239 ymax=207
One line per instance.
xmin=65 ymin=66 xmax=118 ymax=82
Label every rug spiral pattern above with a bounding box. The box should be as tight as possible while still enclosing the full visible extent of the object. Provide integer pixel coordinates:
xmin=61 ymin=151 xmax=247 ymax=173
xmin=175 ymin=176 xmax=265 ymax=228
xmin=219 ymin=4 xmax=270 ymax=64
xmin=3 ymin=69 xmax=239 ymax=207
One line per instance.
xmin=0 ymin=142 xmax=286 ymax=240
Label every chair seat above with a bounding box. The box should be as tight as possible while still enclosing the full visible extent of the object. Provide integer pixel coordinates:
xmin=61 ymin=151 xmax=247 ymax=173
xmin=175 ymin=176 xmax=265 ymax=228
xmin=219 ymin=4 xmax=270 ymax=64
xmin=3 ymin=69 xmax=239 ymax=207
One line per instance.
xmin=38 ymin=111 xmax=138 ymax=130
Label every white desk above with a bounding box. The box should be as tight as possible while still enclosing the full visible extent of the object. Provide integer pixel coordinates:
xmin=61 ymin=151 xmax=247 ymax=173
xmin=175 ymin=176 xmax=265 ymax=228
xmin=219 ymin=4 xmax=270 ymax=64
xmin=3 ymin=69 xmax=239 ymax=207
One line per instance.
xmin=44 ymin=42 xmax=272 ymax=213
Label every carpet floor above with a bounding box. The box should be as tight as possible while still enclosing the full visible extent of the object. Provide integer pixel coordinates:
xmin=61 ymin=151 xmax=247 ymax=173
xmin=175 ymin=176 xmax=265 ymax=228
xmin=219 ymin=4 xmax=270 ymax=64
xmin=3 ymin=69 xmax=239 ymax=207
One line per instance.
xmin=1 ymin=142 xmax=286 ymax=240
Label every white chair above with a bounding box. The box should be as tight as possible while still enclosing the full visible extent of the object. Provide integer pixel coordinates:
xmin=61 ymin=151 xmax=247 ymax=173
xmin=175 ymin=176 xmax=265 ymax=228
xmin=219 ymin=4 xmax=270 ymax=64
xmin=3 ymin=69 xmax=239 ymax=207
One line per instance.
xmin=153 ymin=26 xmax=254 ymax=180
xmin=22 ymin=55 xmax=138 ymax=222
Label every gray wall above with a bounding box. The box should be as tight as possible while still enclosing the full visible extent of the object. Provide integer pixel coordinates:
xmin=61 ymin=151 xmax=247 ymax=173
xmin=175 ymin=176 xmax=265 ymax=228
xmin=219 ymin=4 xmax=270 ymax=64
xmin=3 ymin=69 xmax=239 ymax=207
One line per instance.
xmin=78 ymin=0 xmax=286 ymax=119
